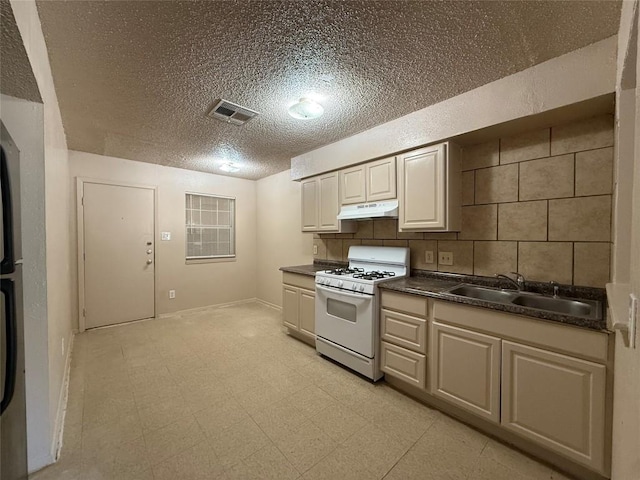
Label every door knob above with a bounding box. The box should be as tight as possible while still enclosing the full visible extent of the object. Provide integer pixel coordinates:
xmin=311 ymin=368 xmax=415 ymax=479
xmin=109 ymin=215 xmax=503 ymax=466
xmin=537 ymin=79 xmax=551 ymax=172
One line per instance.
xmin=146 ymin=259 xmax=153 ymax=265
xmin=147 ymin=249 xmax=152 ymax=254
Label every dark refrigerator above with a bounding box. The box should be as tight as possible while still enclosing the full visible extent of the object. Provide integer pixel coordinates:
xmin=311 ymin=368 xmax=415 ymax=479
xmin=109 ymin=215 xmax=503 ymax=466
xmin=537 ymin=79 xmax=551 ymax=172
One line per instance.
xmin=0 ymin=122 xmax=28 ymax=479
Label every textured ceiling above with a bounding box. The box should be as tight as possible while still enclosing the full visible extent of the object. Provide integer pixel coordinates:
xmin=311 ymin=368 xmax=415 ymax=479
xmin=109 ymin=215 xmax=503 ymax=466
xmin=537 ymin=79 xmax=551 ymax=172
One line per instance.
xmin=1 ymin=0 xmax=41 ymax=103
xmin=36 ymin=0 xmax=621 ymax=180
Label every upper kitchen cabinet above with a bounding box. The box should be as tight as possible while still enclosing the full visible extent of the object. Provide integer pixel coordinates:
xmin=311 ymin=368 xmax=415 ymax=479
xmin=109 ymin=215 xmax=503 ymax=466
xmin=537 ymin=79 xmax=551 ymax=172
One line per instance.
xmin=301 ymin=172 xmax=356 ymax=233
xmin=339 ymin=165 xmax=366 ymax=205
xmin=301 ymin=177 xmax=319 ymax=230
xmin=339 ymin=157 xmax=397 ymax=205
xmin=397 ymin=142 xmax=461 ymax=231
xmin=368 ymin=157 xmax=397 ymax=202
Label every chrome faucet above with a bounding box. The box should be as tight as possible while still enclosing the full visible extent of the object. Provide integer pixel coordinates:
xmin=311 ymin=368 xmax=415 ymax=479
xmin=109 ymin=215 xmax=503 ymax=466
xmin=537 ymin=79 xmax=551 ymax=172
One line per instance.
xmin=495 ymin=272 xmax=526 ymax=291
xmin=549 ymin=281 xmax=560 ymax=298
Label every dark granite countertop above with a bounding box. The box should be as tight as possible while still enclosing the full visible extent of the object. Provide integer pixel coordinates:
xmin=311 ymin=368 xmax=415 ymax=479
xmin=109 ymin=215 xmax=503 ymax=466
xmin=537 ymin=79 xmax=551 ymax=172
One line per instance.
xmin=279 ymin=261 xmax=346 ymax=277
xmin=380 ymin=271 xmax=610 ymax=333
xmin=279 ymin=264 xmax=609 ymax=332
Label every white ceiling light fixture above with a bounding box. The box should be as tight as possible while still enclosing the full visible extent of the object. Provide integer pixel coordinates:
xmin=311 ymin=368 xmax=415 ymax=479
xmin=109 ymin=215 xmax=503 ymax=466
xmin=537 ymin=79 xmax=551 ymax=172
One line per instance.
xmin=288 ymin=97 xmax=324 ymax=120
xmin=220 ymin=162 xmax=240 ymax=173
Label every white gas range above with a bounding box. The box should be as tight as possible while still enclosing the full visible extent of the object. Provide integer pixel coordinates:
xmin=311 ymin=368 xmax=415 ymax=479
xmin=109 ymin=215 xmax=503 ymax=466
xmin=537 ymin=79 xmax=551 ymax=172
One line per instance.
xmin=314 ymin=245 xmax=410 ymax=381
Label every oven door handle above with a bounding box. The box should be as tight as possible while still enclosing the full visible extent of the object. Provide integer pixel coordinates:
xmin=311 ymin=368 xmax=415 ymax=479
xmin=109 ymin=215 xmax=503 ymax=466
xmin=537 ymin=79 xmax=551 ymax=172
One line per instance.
xmin=315 ymin=283 xmax=371 ymax=300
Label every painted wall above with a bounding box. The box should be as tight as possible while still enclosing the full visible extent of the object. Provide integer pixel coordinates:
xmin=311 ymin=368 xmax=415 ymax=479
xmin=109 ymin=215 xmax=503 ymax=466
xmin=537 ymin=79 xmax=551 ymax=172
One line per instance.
xmin=68 ymin=151 xmax=258 ymax=320
xmin=291 ymin=36 xmax=617 ymax=180
xmin=256 ymin=169 xmax=313 ymax=307
xmin=611 ymin=1 xmax=640 ymax=479
xmin=7 ymin=0 xmax=73 ymax=471
xmin=0 ymin=95 xmax=52 ymax=471
xmin=315 ymin=115 xmax=615 ymax=288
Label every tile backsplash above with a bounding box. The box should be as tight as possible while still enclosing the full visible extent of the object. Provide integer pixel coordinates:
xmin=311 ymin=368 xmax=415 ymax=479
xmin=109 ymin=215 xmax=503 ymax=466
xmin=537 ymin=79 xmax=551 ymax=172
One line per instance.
xmin=313 ymin=114 xmax=614 ymax=288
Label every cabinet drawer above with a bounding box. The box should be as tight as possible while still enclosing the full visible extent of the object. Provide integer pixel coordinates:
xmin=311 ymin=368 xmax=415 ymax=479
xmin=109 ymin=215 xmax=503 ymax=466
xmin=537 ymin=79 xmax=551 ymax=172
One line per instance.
xmin=381 ymin=341 xmax=426 ymax=389
xmin=433 ymin=300 xmax=609 ymax=363
xmin=282 ymin=272 xmax=316 ymax=291
xmin=381 ymin=309 xmax=427 ymax=354
xmin=381 ymin=290 xmax=428 ymax=317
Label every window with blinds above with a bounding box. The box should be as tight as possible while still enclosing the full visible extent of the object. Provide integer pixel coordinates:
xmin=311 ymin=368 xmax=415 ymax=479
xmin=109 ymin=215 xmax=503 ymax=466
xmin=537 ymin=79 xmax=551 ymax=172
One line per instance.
xmin=185 ymin=193 xmax=235 ymax=259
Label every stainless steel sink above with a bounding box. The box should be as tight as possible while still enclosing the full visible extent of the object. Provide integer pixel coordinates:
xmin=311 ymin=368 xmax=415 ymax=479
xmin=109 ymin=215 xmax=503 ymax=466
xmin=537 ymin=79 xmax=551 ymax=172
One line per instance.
xmin=446 ymin=284 xmax=517 ymax=303
xmin=511 ymin=295 xmax=597 ymax=317
xmin=443 ymin=284 xmax=601 ymax=320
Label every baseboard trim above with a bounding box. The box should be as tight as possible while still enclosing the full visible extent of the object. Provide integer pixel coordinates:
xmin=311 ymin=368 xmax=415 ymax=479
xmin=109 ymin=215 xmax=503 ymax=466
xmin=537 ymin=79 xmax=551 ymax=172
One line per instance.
xmin=158 ymin=298 xmax=258 ymax=318
xmin=254 ymin=298 xmax=282 ymax=311
xmin=51 ymin=332 xmax=74 ymax=462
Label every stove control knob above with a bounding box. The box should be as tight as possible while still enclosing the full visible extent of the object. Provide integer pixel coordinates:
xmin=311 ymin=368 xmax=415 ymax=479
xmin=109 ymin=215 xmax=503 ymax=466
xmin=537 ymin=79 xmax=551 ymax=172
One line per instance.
xmin=359 ymin=285 xmax=365 ymax=292
xmin=338 ymin=280 xmax=343 ymax=288
xmin=317 ymin=278 xmax=324 ymax=285
xmin=351 ymin=284 xmax=357 ymax=290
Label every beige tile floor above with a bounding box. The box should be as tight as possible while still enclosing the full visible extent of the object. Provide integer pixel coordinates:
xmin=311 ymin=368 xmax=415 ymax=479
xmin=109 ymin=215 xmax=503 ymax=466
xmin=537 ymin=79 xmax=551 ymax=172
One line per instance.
xmin=30 ymin=301 xmax=572 ymax=480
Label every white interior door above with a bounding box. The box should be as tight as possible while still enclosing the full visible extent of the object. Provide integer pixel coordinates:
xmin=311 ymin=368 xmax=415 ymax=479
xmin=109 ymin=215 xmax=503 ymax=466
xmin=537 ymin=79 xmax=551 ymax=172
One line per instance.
xmin=82 ymin=182 xmax=155 ymax=329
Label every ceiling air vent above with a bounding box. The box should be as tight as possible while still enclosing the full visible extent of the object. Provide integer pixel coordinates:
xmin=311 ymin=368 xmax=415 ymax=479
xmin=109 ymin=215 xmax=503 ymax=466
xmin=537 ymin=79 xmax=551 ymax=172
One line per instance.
xmin=207 ymin=99 xmax=259 ymax=126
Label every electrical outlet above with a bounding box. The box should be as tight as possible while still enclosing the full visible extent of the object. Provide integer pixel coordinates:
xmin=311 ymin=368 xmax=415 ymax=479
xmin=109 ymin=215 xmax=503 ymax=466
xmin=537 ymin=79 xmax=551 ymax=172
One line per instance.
xmin=313 ymin=244 xmax=318 ymax=255
xmin=161 ymin=232 xmax=171 ymax=241
xmin=169 ymin=290 xmax=176 ymax=299
xmin=425 ymin=250 xmax=434 ymax=264
xmin=439 ymin=251 xmax=454 ymax=266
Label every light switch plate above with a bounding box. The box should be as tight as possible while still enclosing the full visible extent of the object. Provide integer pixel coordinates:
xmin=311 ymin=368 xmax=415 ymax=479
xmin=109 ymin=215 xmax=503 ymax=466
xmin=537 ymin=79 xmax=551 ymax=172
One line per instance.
xmin=169 ymin=290 xmax=176 ymax=299
xmin=425 ymin=250 xmax=434 ymax=264
xmin=313 ymin=245 xmax=318 ymax=255
xmin=439 ymin=251 xmax=453 ymax=266
xmin=161 ymin=232 xmax=171 ymax=241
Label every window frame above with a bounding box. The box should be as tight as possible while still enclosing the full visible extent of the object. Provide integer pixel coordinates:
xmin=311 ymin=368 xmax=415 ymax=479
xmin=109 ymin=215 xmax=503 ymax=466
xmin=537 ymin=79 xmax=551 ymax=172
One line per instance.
xmin=185 ymin=192 xmax=236 ymax=262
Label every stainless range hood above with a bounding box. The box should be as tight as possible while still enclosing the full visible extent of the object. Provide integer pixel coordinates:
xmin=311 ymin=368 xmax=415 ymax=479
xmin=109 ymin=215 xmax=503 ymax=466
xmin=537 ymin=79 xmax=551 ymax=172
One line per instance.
xmin=336 ymin=200 xmax=399 ymax=220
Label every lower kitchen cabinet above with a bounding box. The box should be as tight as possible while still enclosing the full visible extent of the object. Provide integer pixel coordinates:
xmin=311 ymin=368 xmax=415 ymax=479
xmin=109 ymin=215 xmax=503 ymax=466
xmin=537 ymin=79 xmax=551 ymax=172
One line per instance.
xmin=381 ymin=341 xmax=426 ymax=389
xmin=282 ymin=272 xmax=316 ymax=343
xmin=430 ymin=322 xmax=501 ymax=423
xmin=298 ymin=288 xmax=315 ymax=338
xmin=380 ymin=291 xmax=429 ymax=389
xmin=378 ymin=299 xmax=613 ymax=477
xmin=501 ymin=340 xmax=606 ymax=473
xmin=282 ymin=285 xmax=300 ymax=331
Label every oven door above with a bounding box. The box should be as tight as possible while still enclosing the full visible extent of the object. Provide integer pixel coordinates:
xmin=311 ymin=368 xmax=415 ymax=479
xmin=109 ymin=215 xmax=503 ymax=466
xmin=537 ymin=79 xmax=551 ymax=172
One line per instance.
xmin=315 ymin=284 xmax=375 ymax=358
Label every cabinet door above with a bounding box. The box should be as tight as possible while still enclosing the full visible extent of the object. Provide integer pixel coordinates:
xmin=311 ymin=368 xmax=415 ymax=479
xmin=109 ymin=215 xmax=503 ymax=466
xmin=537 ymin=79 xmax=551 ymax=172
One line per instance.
xmin=381 ymin=341 xmax=426 ymax=389
xmin=318 ymin=172 xmax=339 ymax=231
xmin=502 ymin=341 xmax=606 ymax=473
xmin=282 ymin=285 xmax=299 ymax=330
xmin=431 ymin=322 xmax=501 ymax=423
xmin=299 ymin=288 xmax=315 ymax=337
xmin=366 ymin=157 xmax=396 ymax=202
xmin=398 ymin=144 xmax=446 ymax=230
xmin=301 ymin=178 xmax=318 ymax=232
xmin=339 ymin=166 xmax=366 ymax=205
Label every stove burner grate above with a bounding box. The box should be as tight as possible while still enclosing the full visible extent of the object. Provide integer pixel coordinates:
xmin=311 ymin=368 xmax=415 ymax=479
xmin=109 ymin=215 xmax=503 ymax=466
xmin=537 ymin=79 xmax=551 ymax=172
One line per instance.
xmin=352 ymin=270 xmax=397 ymax=280
xmin=326 ymin=267 xmax=365 ymax=276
